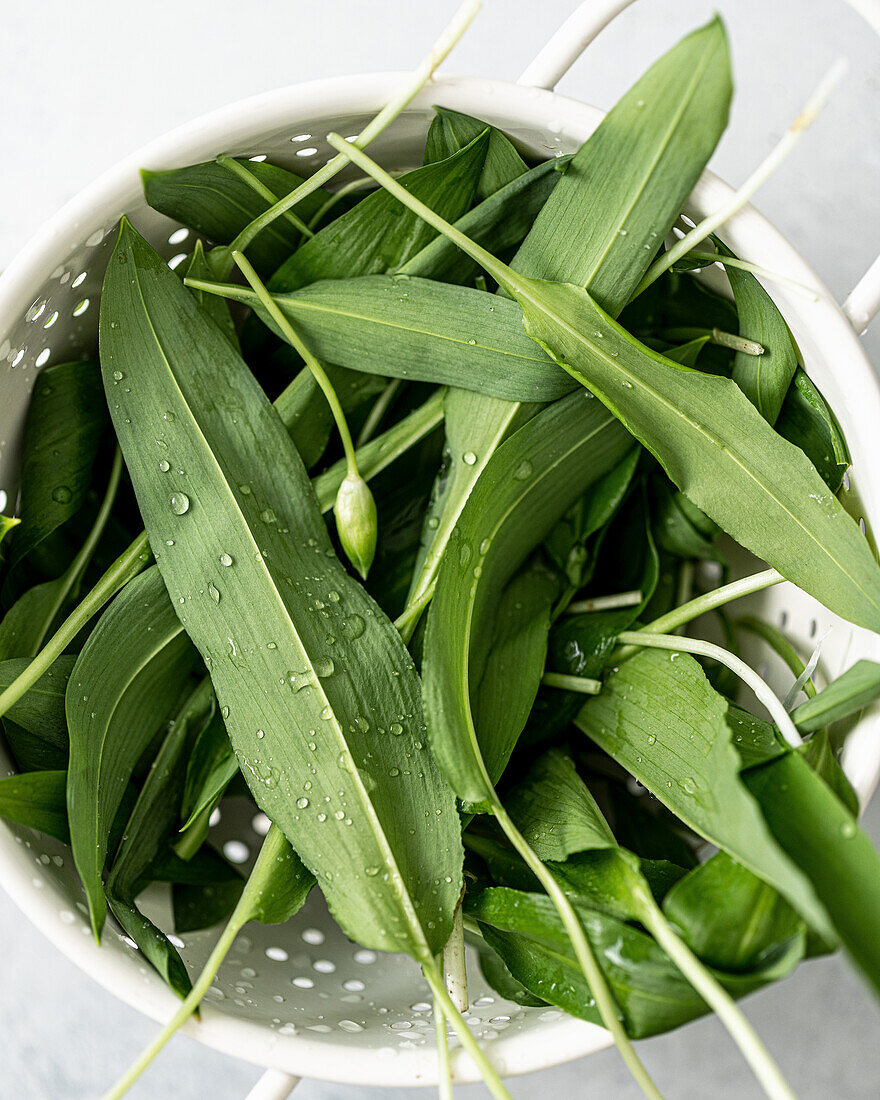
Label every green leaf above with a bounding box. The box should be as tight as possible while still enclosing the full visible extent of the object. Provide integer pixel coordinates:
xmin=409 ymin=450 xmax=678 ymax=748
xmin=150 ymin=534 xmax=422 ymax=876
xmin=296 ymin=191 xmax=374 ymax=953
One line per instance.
xmin=404 ymin=388 xmax=538 ymax=616
xmin=790 ymin=660 xmax=880 ymax=732
xmin=575 ymin=648 xmax=835 ymax=940
xmin=66 ymin=565 xmax=197 ymax=937
xmin=183 ymin=241 xmax=238 ymax=349
xmin=662 ymin=852 xmax=803 ymax=972
xmin=0 ymin=770 xmax=69 ymax=842
xmin=423 ymin=391 xmax=632 ymax=807
xmin=99 ymin=221 xmax=462 ymax=962
xmin=512 ymin=275 xmax=880 ymax=633
xmin=269 ymin=132 xmax=489 ymax=292
xmin=397 ymin=159 xmax=566 ymax=286
xmin=775 ymin=368 xmax=850 ymax=492
xmin=511 ymin=17 xmax=731 ymax=315
xmin=173 ymin=878 xmax=245 ymax=934
xmin=105 ymin=681 xmax=214 ymax=997
xmin=466 ymin=885 xmax=802 ymax=1039
xmin=0 ymin=654 xmax=74 ymax=749
xmin=505 ymin=749 xmax=616 ymax=862
xmin=721 ymin=244 xmax=798 ymax=423
xmin=6 ymin=359 xmax=107 ymax=576
xmin=424 ymin=107 xmax=527 ymax=200
xmin=3 ymin=718 xmax=68 ymax=772
xmin=179 ymin=709 xmax=237 ymax=832
xmin=471 ymin=933 xmax=547 ymax=1008
xmin=742 ymin=749 xmax=880 ymax=995
xmin=194 ymin=274 xmax=575 ymax=403
xmin=543 ymin=446 xmax=640 ymax=589
xmin=141 ymin=158 xmax=328 ymax=275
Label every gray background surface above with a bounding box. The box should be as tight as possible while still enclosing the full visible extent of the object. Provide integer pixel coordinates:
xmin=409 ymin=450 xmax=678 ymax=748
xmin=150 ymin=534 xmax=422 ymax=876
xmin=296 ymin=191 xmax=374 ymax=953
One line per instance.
xmin=2 ymin=0 xmax=880 ymax=1096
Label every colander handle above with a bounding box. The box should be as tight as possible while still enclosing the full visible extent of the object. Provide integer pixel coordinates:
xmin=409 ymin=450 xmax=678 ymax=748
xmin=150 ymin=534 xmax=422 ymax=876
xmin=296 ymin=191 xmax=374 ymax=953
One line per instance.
xmin=243 ymin=1070 xmax=300 ymax=1100
xmin=518 ymin=0 xmax=880 ymax=332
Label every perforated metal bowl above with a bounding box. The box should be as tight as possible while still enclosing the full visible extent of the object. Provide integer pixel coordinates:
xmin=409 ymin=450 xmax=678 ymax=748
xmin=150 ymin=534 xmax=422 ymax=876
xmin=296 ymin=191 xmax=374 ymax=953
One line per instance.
xmin=2 ymin=1 xmax=880 ymax=1094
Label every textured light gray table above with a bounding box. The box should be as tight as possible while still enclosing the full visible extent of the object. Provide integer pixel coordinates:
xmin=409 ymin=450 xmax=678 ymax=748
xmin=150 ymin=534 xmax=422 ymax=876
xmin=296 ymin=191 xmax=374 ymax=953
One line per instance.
xmin=2 ymin=0 xmax=880 ymax=1096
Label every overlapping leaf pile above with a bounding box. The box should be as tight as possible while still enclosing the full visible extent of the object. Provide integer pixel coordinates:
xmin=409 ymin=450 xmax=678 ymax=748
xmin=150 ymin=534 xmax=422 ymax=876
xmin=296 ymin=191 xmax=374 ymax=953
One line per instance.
xmin=2 ymin=15 xmax=880 ymax=1100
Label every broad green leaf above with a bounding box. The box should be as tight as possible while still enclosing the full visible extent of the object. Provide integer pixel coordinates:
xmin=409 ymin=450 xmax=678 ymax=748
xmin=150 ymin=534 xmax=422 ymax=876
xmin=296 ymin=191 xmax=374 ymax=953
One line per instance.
xmin=192 ymin=274 xmax=575 ymax=403
xmin=423 ymin=391 xmax=632 ymax=807
xmin=472 ymin=934 xmax=547 ymax=1008
xmin=512 ymin=275 xmax=880 ymax=632
xmin=721 ymin=244 xmax=798 ymax=423
xmin=468 ymin=560 xmax=558 ymax=794
xmin=106 ymin=682 xmax=215 ymax=997
xmin=269 ymin=132 xmax=489 ymax=292
xmin=653 ymin=480 xmax=723 ymax=563
xmin=173 ymin=878 xmax=245 ymax=934
xmin=742 ymin=749 xmax=880 ymax=995
xmin=543 ymin=446 xmax=640 ymax=589
xmin=0 ymin=770 xmax=69 ymax=842
xmin=511 ymin=17 xmax=731 ymax=315
xmin=405 ymin=388 xmax=537 ymax=612
xmin=6 ymin=359 xmax=107 ymax=575
xmin=776 ymin=368 xmax=850 ymax=492
xmin=466 ymin=885 xmax=803 ymax=1039
xmin=799 ymin=730 xmax=859 ymax=817
xmin=397 ymin=159 xmax=567 ymax=286
xmin=179 ymin=709 xmax=236 ymax=829
xmin=183 ymin=241 xmax=238 ymax=349
xmin=790 ymin=660 xmax=880 ymax=732
xmin=3 ymin=718 xmax=68 ymax=772
xmin=141 ymin=158 xmax=328 ymax=274
xmin=505 ymin=749 xmax=616 ymax=862
xmin=424 ymin=107 xmax=527 ymax=200
xmin=662 ymin=852 xmax=803 ymax=972
xmin=0 ymin=654 xmax=73 ymax=748
xmin=66 ymin=565 xmax=197 ymax=936
xmin=575 ymin=648 xmax=835 ymax=940
xmin=99 ymin=222 xmax=462 ymax=961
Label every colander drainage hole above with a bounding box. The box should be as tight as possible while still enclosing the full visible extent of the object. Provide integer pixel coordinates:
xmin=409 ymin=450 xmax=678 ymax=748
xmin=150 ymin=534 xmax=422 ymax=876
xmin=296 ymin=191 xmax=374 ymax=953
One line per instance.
xmin=301 ymin=927 xmax=324 ymax=945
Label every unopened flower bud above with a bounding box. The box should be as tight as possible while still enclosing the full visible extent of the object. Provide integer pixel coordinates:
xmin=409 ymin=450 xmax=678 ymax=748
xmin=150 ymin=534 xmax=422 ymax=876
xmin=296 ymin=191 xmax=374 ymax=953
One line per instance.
xmin=335 ymin=473 xmax=377 ymax=580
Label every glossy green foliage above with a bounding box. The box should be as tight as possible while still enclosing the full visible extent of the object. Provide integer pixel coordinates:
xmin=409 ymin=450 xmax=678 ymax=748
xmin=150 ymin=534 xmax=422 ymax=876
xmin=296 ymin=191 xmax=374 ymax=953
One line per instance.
xmin=99 ymin=223 xmax=461 ymax=961
xmin=66 ymin=566 xmax=197 ymax=936
xmin=142 ymin=158 xmax=328 ymax=274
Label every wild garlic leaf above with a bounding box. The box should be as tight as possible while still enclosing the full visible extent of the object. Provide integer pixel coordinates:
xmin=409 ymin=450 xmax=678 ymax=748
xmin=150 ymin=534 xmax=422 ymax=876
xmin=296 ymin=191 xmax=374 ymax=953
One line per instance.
xmin=66 ymin=565 xmax=197 ymax=937
xmin=397 ymin=159 xmax=567 ymax=286
xmin=423 ymin=391 xmax=632 ymax=807
xmin=0 ymin=769 xmax=70 ymax=842
xmin=662 ymin=852 xmax=803 ymax=973
xmin=198 ymin=274 xmax=574 ymax=402
xmin=405 ymin=388 xmax=538 ymax=613
xmin=718 ymin=244 xmax=798 ymax=424
xmin=790 ymin=660 xmax=880 ymax=732
xmin=402 ymin=20 xmax=728 ymax=630
xmin=269 ymin=132 xmax=489 ymax=292
xmin=575 ymin=648 xmax=835 ymax=941
xmin=775 ymin=369 xmax=850 ymax=492
xmin=5 ymin=359 xmax=107 ymax=578
xmin=183 ymin=241 xmax=238 ymax=350
xmin=514 ymin=275 xmax=880 ymax=632
xmin=99 ymin=222 xmax=462 ymax=961
xmin=505 ymin=749 xmax=616 ymax=862
xmin=742 ymin=750 xmax=880 ymax=995
xmin=176 ymin=709 xmax=239 ymax=855
xmin=2 ymin=719 xmax=67 ymax=773
xmin=466 ymin=885 xmax=802 ymax=1039
xmin=512 ymin=17 xmax=731 ymax=315
xmin=0 ymin=654 xmax=74 ymax=748
xmin=141 ymin=158 xmax=328 ymax=275
xmin=423 ymin=107 xmax=527 ymax=200
xmin=468 ymin=559 xmax=559 ymax=786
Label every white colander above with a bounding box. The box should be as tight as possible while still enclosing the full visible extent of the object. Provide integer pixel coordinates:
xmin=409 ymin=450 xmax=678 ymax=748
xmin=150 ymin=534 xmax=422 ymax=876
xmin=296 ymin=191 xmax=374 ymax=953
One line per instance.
xmin=2 ymin=1 xmax=880 ymax=1096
